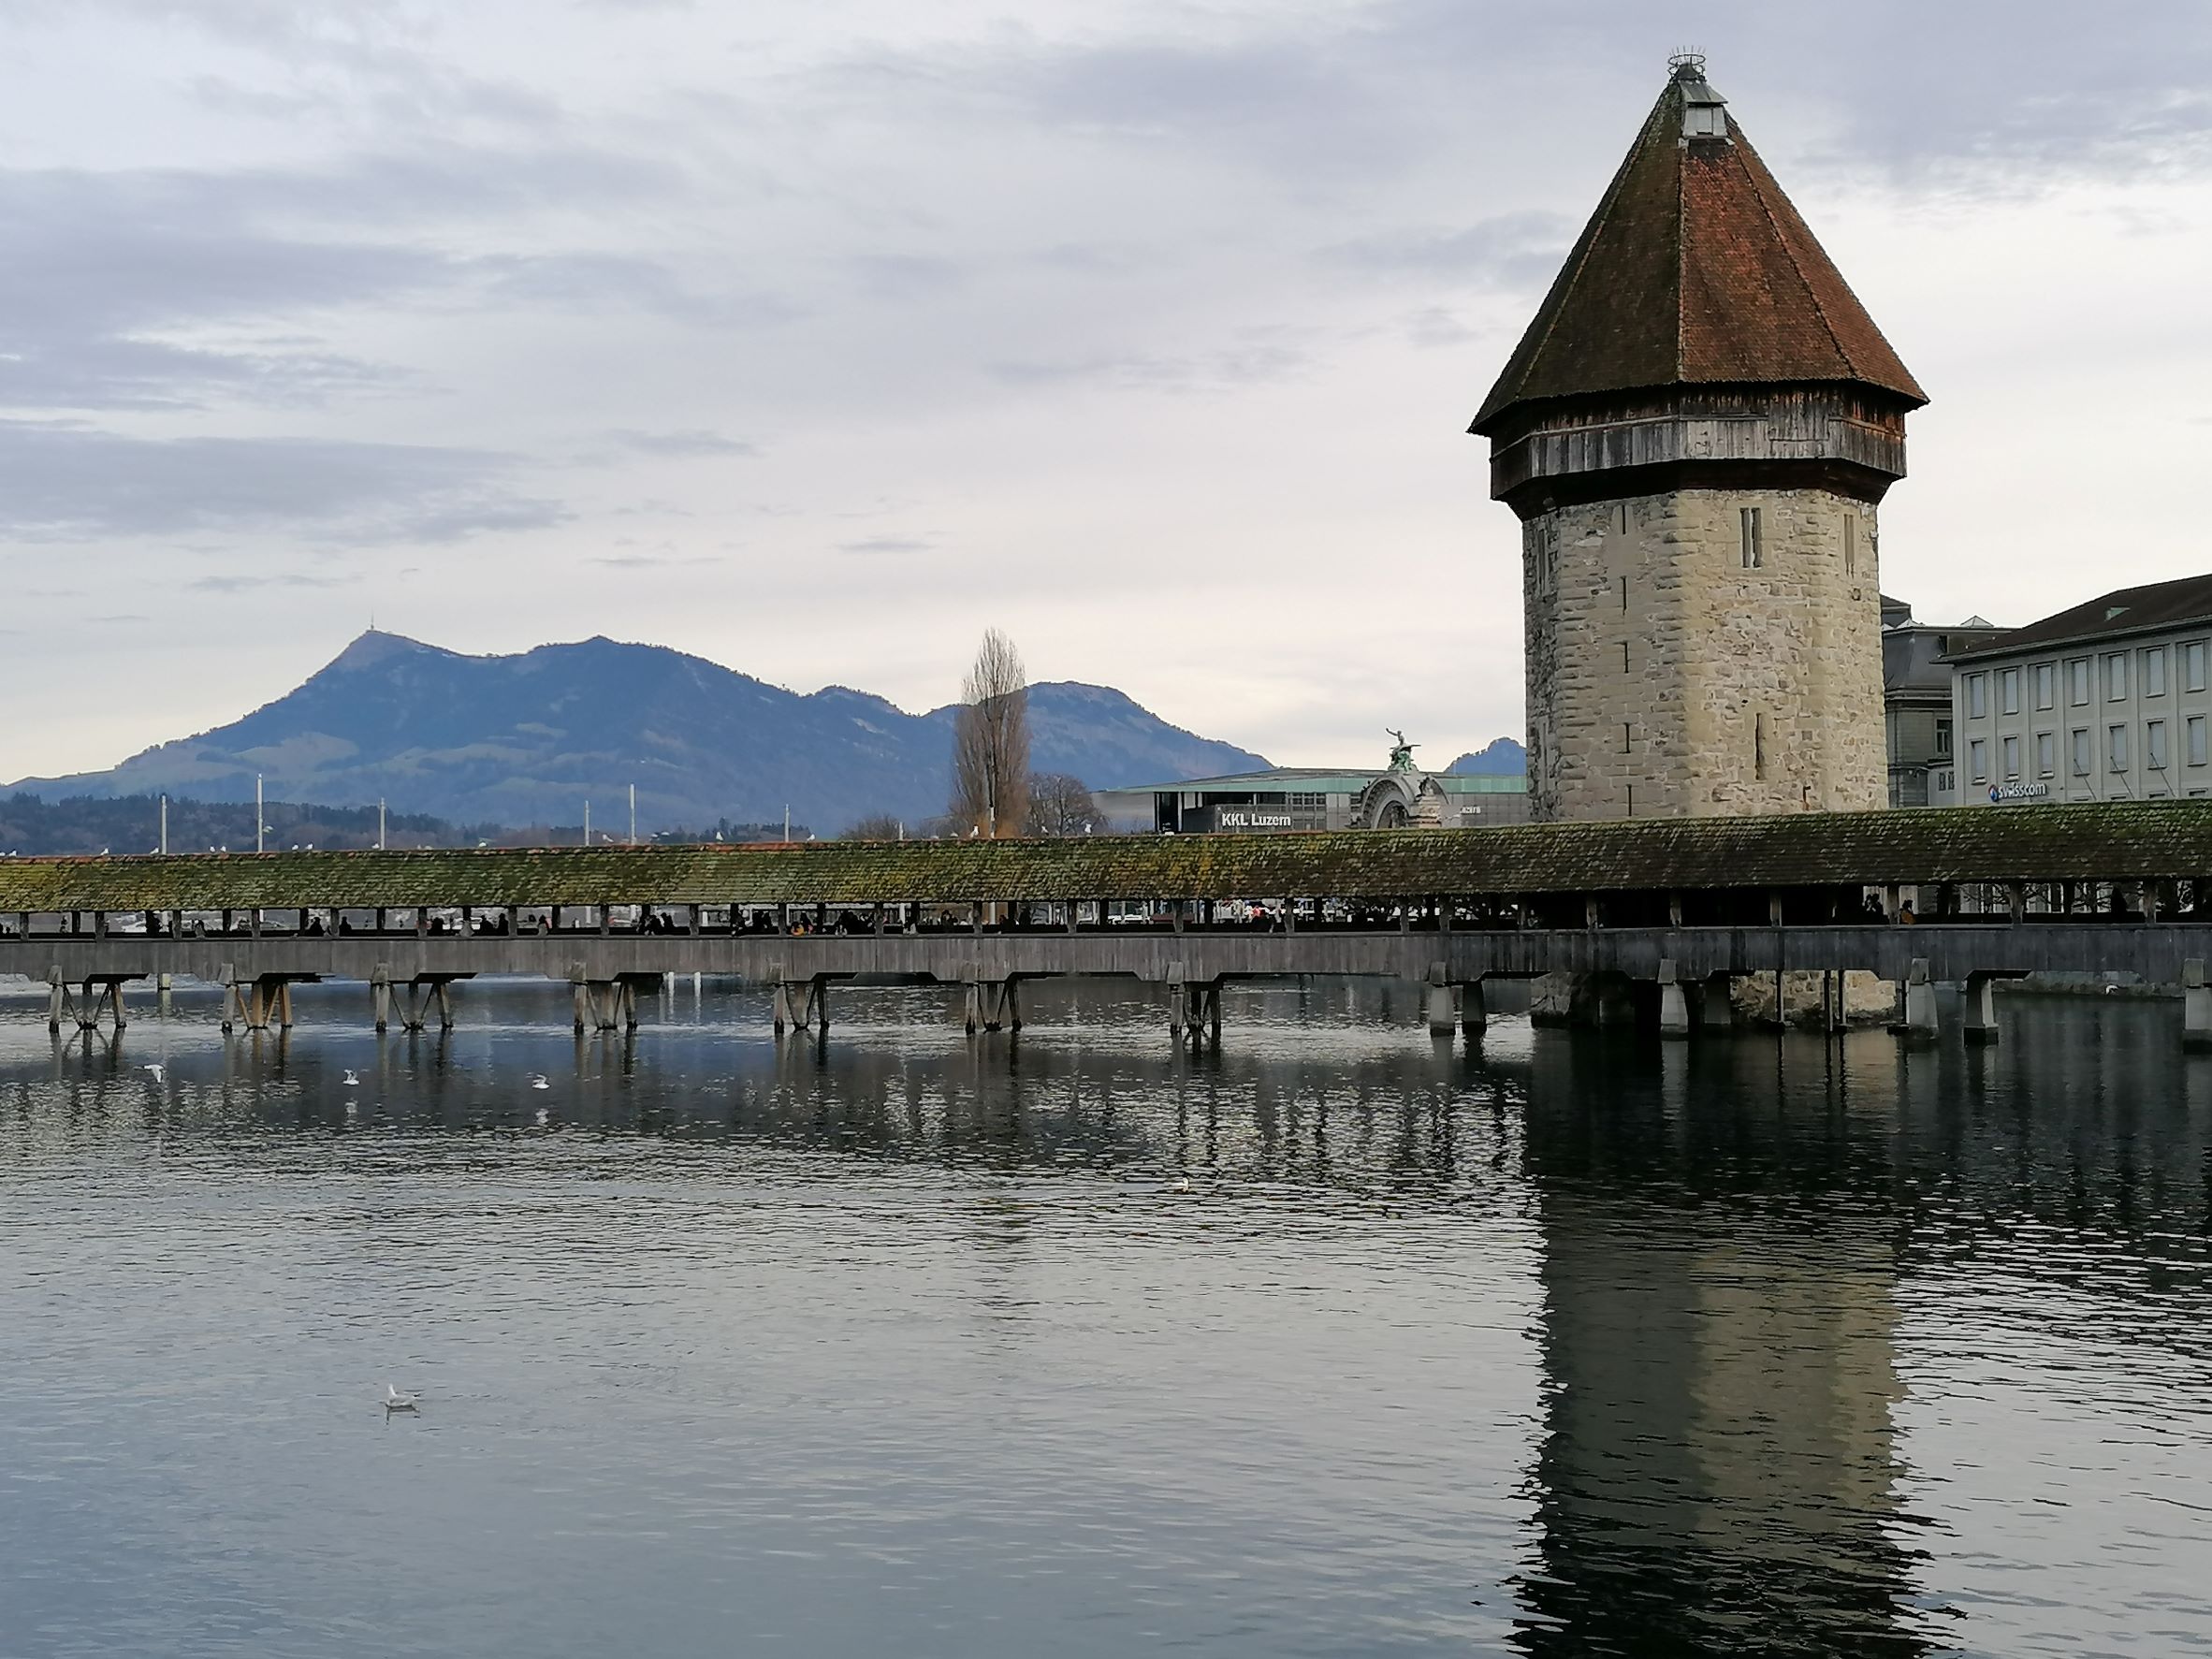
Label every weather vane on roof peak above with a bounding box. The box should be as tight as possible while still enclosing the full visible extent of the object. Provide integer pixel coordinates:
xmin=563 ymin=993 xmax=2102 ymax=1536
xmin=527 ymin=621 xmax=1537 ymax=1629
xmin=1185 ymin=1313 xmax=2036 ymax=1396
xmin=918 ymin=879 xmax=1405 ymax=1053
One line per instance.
xmin=1667 ymin=50 xmax=1706 ymax=78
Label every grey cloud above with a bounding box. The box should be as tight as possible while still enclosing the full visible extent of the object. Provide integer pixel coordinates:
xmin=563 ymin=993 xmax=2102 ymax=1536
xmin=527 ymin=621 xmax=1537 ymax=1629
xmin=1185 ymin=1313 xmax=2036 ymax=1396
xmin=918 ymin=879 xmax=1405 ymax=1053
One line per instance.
xmin=0 ymin=148 xmax=737 ymax=413
xmin=0 ymin=420 xmax=564 ymax=543
xmin=1403 ymin=307 xmax=1478 ymax=350
xmin=837 ymin=536 xmax=931 ymax=556
xmin=991 ymin=340 xmax=1309 ymax=394
xmin=188 ymin=573 xmax=357 ymax=594
xmin=588 ymin=553 xmax=714 ymax=569
xmin=1325 ymin=211 xmax=1573 ymax=287
xmin=84 ymin=2 xmax=568 ymax=136
xmin=604 ymin=429 xmax=762 ymax=458
xmin=0 ymin=336 xmax=404 ymax=413
xmin=0 ymin=169 xmax=447 ymax=340
xmin=846 ymin=2 xmax=2212 ymax=201
xmin=473 ymin=253 xmax=796 ymax=327
xmin=847 ymin=255 xmax=965 ymax=300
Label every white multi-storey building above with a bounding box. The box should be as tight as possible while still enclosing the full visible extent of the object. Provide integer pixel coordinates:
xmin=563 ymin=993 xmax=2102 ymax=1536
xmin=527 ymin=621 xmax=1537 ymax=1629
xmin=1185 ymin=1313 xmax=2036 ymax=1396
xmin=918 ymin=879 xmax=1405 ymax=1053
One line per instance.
xmin=1945 ymin=575 xmax=2212 ymax=806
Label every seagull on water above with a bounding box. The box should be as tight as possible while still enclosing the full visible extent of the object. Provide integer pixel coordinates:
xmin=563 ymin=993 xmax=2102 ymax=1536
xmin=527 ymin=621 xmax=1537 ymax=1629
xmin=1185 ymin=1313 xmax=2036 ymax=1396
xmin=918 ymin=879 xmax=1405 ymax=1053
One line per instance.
xmin=341 ymin=1069 xmax=360 ymax=1085
xmin=1172 ymin=1178 xmax=1192 ymax=1194
xmin=142 ymin=1062 xmax=165 ymax=1084
xmin=384 ymin=1385 xmax=418 ymax=1412
xmin=529 ymin=1073 xmax=550 ymax=1090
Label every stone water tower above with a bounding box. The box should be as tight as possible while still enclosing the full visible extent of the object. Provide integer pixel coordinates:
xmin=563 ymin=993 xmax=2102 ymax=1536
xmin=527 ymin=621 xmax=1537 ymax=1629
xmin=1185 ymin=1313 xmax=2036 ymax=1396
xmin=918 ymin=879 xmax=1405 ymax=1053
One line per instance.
xmin=1471 ymin=56 xmax=1926 ymax=822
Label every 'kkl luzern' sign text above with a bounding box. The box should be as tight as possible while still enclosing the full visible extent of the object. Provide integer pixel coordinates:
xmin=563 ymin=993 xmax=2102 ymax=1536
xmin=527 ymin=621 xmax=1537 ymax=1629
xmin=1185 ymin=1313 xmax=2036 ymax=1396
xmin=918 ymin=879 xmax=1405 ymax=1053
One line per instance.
xmin=1217 ymin=810 xmax=1295 ymax=830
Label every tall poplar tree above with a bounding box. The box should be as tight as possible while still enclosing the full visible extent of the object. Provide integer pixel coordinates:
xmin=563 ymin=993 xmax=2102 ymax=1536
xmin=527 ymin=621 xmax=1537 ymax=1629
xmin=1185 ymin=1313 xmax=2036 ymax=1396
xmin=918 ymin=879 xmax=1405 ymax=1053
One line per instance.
xmin=950 ymin=629 xmax=1029 ymax=838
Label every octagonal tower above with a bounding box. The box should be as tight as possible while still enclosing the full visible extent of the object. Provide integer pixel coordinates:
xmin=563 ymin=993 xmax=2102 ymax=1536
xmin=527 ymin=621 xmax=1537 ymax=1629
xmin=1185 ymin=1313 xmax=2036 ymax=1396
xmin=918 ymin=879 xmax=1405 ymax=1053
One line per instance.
xmin=1472 ymin=57 xmax=1926 ymax=822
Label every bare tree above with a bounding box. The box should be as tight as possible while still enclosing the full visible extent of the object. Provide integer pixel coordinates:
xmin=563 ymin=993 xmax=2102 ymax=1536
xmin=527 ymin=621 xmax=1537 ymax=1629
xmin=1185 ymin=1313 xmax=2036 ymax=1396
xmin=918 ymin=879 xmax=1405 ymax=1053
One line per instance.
xmin=1027 ymin=772 xmax=1103 ymax=837
xmin=841 ymin=813 xmax=906 ymax=841
xmin=950 ymin=629 xmax=1029 ymax=837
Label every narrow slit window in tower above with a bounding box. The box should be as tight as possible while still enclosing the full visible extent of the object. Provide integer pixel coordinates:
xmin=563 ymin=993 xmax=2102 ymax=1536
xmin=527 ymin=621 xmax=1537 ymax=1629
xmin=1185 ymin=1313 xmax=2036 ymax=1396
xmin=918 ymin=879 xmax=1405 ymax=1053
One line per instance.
xmin=1754 ymin=711 xmax=1768 ymax=779
xmin=1843 ymin=513 xmax=1857 ymax=575
xmin=1620 ymin=575 xmax=1629 ymax=611
xmin=1739 ymin=507 xmax=1763 ymax=569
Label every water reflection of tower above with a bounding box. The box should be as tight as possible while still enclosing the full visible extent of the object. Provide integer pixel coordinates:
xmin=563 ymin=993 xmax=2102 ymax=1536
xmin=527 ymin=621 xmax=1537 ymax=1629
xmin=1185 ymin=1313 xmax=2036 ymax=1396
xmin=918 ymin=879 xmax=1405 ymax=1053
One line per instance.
xmin=1510 ymin=1038 xmax=1930 ymax=1656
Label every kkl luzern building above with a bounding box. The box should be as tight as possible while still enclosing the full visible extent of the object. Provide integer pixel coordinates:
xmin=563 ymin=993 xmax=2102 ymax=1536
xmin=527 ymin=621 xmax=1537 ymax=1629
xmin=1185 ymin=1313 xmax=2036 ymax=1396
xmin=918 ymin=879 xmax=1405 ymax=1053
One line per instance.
xmin=1471 ymin=56 xmax=1924 ymax=823
xmin=1946 ymin=575 xmax=2212 ymax=807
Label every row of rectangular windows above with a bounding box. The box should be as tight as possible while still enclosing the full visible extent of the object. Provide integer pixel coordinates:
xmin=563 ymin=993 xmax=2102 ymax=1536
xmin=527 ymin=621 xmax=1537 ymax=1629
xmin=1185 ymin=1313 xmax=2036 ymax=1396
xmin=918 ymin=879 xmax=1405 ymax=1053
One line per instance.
xmin=1963 ymin=641 xmax=2208 ymax=719
xmin=1527 ymin=507 xmax=1868 ymax=583
xmin=1735 ymin=506 xmax=1863 ymax=572
xmin=1966 ymin=715 xmax=2211 ymax=782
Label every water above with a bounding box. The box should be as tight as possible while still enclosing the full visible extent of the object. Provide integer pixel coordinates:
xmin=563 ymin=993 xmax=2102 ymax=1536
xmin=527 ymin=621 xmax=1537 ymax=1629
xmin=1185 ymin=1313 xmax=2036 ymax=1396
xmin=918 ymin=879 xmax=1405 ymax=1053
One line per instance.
xmin=2 ymin=977 xmax=2208 ymax=1657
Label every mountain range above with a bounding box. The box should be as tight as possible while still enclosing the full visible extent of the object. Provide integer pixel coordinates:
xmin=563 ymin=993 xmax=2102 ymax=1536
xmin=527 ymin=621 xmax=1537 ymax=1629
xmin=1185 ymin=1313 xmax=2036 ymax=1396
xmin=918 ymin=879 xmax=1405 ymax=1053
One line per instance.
xmin=7 ymin=632 xmax=1273 ymax=835
xmin=1446 ymin=737 xmax=1526 ymax=775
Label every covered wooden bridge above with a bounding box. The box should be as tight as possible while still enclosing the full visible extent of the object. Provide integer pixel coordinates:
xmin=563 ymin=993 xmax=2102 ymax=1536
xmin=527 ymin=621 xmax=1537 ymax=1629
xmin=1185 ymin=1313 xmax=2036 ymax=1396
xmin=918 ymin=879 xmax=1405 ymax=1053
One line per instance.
xmin=3 ymin=802 xmax=2211 ymax=1046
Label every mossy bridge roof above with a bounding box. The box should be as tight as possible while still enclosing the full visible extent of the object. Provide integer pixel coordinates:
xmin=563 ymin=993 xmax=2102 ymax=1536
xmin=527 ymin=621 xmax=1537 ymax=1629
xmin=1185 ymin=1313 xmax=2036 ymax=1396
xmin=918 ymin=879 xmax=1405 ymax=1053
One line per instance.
xmin=2 ymin=804 xmax=2208 ymax=912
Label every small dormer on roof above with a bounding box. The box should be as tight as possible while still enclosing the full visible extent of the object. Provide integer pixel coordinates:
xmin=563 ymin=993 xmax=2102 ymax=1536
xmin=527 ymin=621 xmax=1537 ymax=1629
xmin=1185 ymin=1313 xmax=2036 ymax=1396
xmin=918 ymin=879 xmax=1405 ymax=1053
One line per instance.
xmin=1671 ymin=52 xmax=1728 ymax=139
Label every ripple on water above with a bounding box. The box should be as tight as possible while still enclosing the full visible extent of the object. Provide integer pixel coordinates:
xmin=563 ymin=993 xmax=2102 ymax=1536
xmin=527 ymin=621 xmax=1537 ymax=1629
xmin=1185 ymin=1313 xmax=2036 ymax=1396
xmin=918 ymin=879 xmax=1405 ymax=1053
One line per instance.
xmin=0 ymin=976 xmax=2206 ymax=1657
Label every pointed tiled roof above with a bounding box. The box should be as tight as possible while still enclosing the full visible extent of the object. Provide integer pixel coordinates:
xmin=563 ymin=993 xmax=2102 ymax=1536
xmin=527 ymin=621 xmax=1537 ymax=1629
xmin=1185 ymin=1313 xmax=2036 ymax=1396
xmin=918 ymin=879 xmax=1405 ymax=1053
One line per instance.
xmin=1471 ymin=64 xmax=1926 ymax=434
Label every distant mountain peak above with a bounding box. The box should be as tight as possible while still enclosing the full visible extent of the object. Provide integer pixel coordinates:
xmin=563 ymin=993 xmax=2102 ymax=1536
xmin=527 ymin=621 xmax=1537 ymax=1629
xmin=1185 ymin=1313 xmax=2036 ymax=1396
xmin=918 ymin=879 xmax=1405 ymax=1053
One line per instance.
xmin=326 ymin=629 xmax=444 ymax=674
xmin=1447 ymin=737 xmax=1526 ymax=776
xmin=7 ymin=631 xmax=1270 ymax=834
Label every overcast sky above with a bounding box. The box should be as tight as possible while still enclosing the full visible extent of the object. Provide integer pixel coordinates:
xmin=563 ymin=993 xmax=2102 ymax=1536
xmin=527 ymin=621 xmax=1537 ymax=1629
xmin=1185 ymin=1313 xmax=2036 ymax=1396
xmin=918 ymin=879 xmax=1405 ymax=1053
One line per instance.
xmin=4 ymin=0 xmax=2211 ymax=780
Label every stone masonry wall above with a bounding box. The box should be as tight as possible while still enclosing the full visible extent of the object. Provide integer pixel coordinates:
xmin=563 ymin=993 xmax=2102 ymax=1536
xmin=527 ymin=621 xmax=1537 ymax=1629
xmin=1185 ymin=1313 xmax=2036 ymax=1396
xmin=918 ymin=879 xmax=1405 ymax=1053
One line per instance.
xmin=1524 ymin=488 xmax=1888 ymax=822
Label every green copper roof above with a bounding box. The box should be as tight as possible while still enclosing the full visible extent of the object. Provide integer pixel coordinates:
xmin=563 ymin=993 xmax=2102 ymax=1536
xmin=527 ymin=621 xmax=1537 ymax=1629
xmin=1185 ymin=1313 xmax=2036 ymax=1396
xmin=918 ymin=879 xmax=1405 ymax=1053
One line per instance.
xmin=1 ymin=803 xmax=2208 ymax=912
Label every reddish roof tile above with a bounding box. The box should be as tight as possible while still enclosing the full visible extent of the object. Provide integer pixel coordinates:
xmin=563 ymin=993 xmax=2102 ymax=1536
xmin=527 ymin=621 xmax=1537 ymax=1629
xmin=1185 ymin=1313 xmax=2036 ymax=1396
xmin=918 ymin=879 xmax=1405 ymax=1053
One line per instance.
xmin=1471 ymin=65 xmax=1926 ymax=434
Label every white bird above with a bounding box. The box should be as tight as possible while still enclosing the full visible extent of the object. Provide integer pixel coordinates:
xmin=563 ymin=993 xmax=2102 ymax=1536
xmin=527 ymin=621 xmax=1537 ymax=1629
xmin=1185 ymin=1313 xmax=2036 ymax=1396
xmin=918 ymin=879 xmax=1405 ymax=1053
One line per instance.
xmin=532 ymin=1107 xmax=549 ymax=1128
xmin=342 ymin=1069 xmax=360 ymax=1085
xmin=1173 ymin=1178 xmax=1192 ymax=1194
xmin=529 ymin=1074 xmax=550 ymax=1090
xmin=383 ymin=1385 xmax=418 ymax=1412
xmin=142 ymin=1062 xmax=165 ymax=1084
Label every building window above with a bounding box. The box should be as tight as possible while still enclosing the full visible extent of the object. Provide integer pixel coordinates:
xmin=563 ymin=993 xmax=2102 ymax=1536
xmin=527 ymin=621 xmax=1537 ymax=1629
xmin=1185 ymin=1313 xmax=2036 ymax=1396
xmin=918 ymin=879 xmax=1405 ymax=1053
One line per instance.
xmin=1966 ymin=673 xmax=1987 ymax=720
xmin=1739 ymin=507 xmax=1763 ymax=569
xmin=1969 ymin=737 xmax=1987 ymax=783
xmin=2109 ymin=723 xmax=2130 ymax=773
xmin=2000 ymin=668 xmax=2020 ymax=715
xmin=2001 ymin=735 xmax=2020 ymax=779
xmin=2033 ymin=662 xmax=2055 ymax=710
xmin=2144 ymin=647 xmax=2169 ymax=698
xmin=2106 ymin=652 xmax=2130 ymax=700
xmin=1935 ymin=718 xmax=1952 ymax=757
xmin=2071 ymin=728 xmax=2092 ymax=778
xmin=2190 ymin=716 xmax=2208 ymax=767
xmin=2036 ymin=732 xmax=2055 ymax=778
xmin=2069 ymin=657 xmax=2091 ymax=706
xmin=1754 ymin=711 xmax=1768 ymax=779
xmin=1288 ymin=792 xmax=1326 ymax=809
xmin=1843 ymin=513 xmax=1857 ymax=575
xmin=2187 ymin=640 xmax=2207 ymax=693
xmin=2148 ymin=719 xmax=2170 ymax=772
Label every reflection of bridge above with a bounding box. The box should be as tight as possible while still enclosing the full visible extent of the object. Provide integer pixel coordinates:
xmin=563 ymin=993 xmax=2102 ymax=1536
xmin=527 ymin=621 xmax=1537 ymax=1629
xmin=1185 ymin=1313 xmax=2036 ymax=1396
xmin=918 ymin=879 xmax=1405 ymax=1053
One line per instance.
xmin=16 ymin=982 xmax=2205 ymax=1654
xmin=6 ymin=801 xmax=2212 ymax=1047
